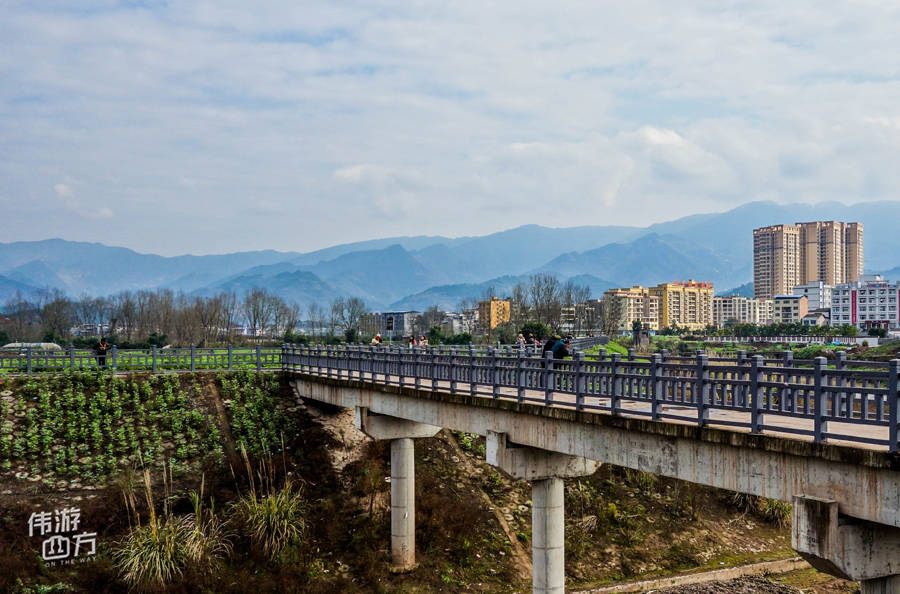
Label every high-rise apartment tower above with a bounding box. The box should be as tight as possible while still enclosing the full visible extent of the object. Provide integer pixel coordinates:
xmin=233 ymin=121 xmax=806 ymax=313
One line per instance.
xmin=753 ymin=221 xmax=863 ymax=299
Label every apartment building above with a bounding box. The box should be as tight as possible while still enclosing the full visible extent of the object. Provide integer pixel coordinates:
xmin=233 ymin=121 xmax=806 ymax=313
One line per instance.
xmin=830 ymin=274 xmax=900 ymax=332
xmin=712 ymin=296 xmax=773 ymax=327
xmin=360 ymin=311 xmax=421 ymax=340
xmin=792 ymin=281 xmax=833 ymax=311
xmin=602 ymin=286 xmax=660 ymax=332
xmin=477 ymin=296 xmax=511 ymax=331
xmin=753 ymin=221 xmax=863 ymax=299
xmin=773 ymin=295 xmax=809 ymax=324
xmin=649 ymin=280 xmax=714 ymax=330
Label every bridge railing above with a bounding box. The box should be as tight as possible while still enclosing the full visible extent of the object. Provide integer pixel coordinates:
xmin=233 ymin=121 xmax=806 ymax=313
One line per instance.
xmin=282 ymin=344 xmax=900 ymax=452
xmin=0 ymin=345 xmax=282 ymax=374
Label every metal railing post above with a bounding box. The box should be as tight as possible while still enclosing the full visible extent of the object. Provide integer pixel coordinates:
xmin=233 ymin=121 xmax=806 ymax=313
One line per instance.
xmin=750 ymin=355 xmax=763 ymax=434
xmin=152 ymin=346 xmax=158 ymax=373
xmin=26 ymin=347 xmax=33 ymax=374
xmin=890 ymin=359 xmax=899 ymax=453
xmin=814 ymin=357 xmax=827 ymax=444
xmin=517 ymin=349 xmax=525 ymax=403
xmin=488 ymin=347 xmax=498 ymax=398
xmin=696 ymin=353 xmax=709 ymax=427
xmin=544 ymin=351 xmax=554 ymax=405
xmin=68 ymin=346 xmax=75 ymax=371
xmin=256 ymin=344 xmax=262 ymax=373
xmin=836 ymin=350 xmax=847 ymax=418
xmin=610 ymin=353 xmax=621 ymax=414
xmin=190 ymin=345 xmax=196 ymax=373
xmin=469 ymin=345 xmax=477 ymax=396
xmin=575 ymin=352 xmax=586 ymax=411
xmin=110 ymin=345 xmax=117 ymax=374
xmin=628 ymin=348 xmax=636 ymax=362
xmin=227 ymin=345 xmax=233 ymax=371
xmin=650 ymin=353 xmax=661 ymax=421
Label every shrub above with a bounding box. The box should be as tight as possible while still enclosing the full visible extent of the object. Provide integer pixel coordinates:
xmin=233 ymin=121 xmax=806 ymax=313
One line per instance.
xmin=230 ymin=445 xmax=307 ymax=560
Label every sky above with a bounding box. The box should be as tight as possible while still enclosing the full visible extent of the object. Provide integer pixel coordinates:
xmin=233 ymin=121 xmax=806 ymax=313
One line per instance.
xmin=3 ymin=1 xmax=900 ymax=256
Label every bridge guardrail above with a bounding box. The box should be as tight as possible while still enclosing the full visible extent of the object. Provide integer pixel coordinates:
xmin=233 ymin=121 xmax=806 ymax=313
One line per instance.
xmin=0 ymin=346 xmax=282 ymax=374
xmin=282 ymin=344 xmax=900 ymax=452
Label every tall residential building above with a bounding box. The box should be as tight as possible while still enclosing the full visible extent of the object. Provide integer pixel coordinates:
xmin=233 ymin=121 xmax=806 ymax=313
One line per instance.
xmin=830 ymin=274 xmax=900 ymax=332
xmin=649 ymin=280 xmax=714 ymax=330
xmin=478 ymin=296 xmax=511 ymax=331
xmin=753 ymin=221 xmax=863 ymax=299
xmin=602 ymin=287 xmax=660 ymax=332
xmin=712 ymin=296 xmax=773 ymax=327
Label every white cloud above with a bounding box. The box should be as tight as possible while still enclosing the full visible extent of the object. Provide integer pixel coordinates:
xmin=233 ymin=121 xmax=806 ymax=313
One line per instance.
xmin=53 ymin=183 xmax=72 ymax=198
xmin=3 ymin=2 xmax=900 ymax=254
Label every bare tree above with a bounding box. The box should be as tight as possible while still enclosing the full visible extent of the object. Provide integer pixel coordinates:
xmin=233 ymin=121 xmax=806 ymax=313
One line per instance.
xmin=307 ymin=302 xmax=324 ymax=338
xmin=38 ymin=289 xmax=73 ymax=340
xmin=528 ymin=274 xmax=562 ymax=329
xmin=3 ymin=292 xmax=38 ymax=342
xmin=243 ymin=288 xmax=277 ymax=340
xmin=599 ymin=296 xmax=626 ymax=337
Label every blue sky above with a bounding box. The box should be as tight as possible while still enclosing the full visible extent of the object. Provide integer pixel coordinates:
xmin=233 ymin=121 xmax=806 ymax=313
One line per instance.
xmin=3 ymin=1 xmax=900 ymax=255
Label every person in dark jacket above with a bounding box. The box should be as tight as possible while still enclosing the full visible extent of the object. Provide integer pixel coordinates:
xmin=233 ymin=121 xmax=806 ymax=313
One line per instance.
xmin=542 ymin=336 xmax=557 ymax=356
xmin=551 ymin=338 xmax=570 ymax=360
xmin=94 ymin=337 xmax=109 ymax=368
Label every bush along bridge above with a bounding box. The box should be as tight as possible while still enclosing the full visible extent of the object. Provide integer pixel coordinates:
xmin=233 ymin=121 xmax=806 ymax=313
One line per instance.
xmin=283 ymin=344 xmax=900 ymax=594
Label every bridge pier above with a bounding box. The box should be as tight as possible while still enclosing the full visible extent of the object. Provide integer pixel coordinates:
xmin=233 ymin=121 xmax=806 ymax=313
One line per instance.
xmin=486 ymin=431 xmax=600 ymax=594
xmin=792 ymin=495 xmax=900 ymax=593
xmin=354 ymin=407 xmax=440 ymax=572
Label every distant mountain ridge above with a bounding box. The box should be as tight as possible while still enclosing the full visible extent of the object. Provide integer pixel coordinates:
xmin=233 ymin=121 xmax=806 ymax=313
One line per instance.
xmin=3 ymin=200 xmax=900 ymax=313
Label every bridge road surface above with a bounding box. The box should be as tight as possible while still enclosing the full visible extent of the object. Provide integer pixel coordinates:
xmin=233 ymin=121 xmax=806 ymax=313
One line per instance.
xmin=300 ymin=369 xmax=888 ymax=452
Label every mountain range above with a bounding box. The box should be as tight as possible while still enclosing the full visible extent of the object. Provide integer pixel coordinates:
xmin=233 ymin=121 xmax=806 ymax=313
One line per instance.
xmin=2 ymin=200 xmax=899 ymax=311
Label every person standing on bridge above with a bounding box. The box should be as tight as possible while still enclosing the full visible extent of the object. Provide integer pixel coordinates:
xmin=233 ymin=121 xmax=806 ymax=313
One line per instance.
xmin=94 ymin=337 xmax=109 ymax=368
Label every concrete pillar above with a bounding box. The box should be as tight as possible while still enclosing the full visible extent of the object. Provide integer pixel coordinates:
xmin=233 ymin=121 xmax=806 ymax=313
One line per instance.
xmin=532 ymin=477 xmax=565 ymax=594
xmin=792 ymin=495 xmax=900 ymax=591
xmin=391 ymin=437 xmax=416 ymax=569
xmin=486 ymin=431 xmax=600 ymax=594
xmin=354 ymin=407 xmax=440 ymax=572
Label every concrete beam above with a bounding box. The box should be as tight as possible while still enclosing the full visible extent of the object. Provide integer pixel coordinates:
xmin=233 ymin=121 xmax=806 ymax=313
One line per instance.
xmin=354 ymin=406 xmax=441 ymax=440
xmin=792 ymin=495 xmax=900 ymax=583
xmin=486 ymin=431 xmax=600 ymax=481
xmin=292 ymin=377 xmax=900 ymax=529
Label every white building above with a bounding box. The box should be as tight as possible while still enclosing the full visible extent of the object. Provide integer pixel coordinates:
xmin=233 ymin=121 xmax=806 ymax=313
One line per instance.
xmin=793 ymin=281 xmax=833 ymax=311
xmin=712 ymin=296 xmax=774 ymax=327
xmin=830 ymin=274 xmax=900 ymax=332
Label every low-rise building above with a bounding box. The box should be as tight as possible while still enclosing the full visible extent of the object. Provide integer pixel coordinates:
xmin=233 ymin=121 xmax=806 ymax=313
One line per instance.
xmin=361 ymin=311 xmax=421 ymax=341
xmin=793 ymin=281 xmax=833 ymax=311
xmin=712 ymin=296 xmax=772 ymax=327
xmin=478 ymin=297 xmax=511 ymax=332
xmin=830 ymin=274 xmax=900 ymax=332
xmin=802 ymin=309 xmax=830 ymax=327
xmin=773 ymin=295 xmax=808 ymax=324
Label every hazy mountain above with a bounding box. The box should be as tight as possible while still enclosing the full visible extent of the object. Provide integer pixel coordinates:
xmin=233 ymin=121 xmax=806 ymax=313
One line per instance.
xmin=411 ymin=224 xmax=642 ymax=283
xmin=5 ymin=201 xmax=900 ymax=311
xmin=0 ymin=274 xmax=40 ymax=305
xmin=0 ymin=239 xmax=300 ymax=296
xmin=204 ymin=270 xmax=339 ymax=309
xmin=5 ymin=260 xmax=67 ymax=291
xmin=290 ymin=235 xmax=450 ymax=267
xmin=536 ymin=234 xmax=732 ymax=288
xmin=388 ymin=276 xmax=526 ymax=311
xmin=718 ymin=282 xmax=754 ymax=297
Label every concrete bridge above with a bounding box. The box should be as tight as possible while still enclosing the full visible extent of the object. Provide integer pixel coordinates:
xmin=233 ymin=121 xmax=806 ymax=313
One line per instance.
xmin=284 ymin=344 xmax=900 ymax=594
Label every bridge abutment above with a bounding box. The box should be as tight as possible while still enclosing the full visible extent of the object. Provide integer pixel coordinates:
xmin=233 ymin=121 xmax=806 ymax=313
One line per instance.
xmin=354 ymin=407 xmax=440 ymax=571
xmin=792 ymin=495 xmax=900 ymax=592
xmin=485 ymin=431 xmax=600 ymax=594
